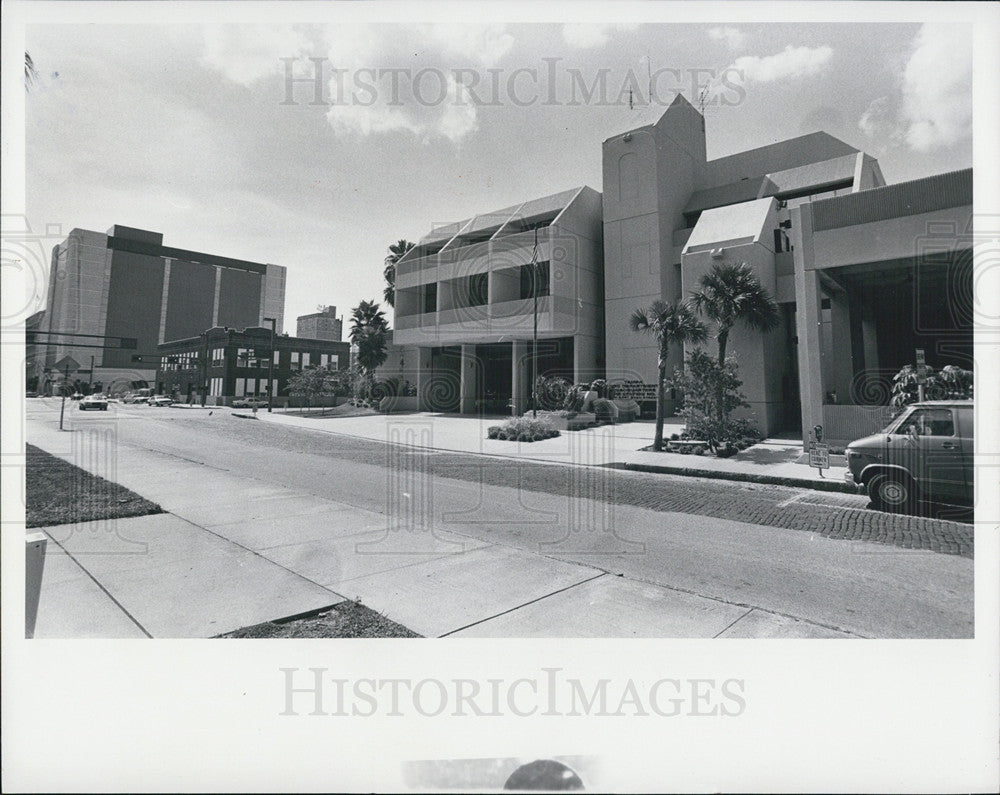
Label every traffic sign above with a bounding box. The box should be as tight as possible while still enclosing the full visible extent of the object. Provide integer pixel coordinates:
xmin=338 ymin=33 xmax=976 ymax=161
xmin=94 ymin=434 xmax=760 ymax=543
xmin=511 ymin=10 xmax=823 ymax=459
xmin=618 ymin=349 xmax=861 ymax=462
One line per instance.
xmin=809 ymin=442 xmax=830 ymax=470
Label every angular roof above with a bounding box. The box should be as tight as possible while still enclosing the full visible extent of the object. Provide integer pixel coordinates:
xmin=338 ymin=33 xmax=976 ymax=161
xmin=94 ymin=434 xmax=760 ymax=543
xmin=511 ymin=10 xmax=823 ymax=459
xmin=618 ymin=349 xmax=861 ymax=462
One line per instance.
xmin=701 ymin=131 xmax=859 ymax=189
xmin=683 ymin=197 xmax=776 ymax=253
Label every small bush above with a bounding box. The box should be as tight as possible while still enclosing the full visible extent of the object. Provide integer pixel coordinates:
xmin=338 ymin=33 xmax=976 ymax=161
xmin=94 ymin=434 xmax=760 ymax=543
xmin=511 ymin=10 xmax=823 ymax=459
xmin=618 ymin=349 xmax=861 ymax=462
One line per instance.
xmin=488 ymin=416 xmax=560 ymax=443
xmin=716 ymin=445 xmax=738 ymax=458
xmin=692 ymin=445 xmax=706 ymax=455
xmin=670 ymin=433 xmax=679 ymax=441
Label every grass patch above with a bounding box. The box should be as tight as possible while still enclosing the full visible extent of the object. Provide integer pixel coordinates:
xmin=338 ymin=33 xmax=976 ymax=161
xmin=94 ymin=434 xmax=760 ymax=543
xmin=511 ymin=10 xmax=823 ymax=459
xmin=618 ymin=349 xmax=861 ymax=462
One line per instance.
xmin=25 ymin=444 xmax=162 ymax=528
xmin=215 ymin=600 xmax=421 ymax=638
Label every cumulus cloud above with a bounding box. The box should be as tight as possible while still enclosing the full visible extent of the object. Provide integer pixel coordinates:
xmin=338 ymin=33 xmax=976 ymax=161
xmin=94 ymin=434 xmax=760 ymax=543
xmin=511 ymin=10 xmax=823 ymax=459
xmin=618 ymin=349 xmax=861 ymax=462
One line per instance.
xmin=200 ymin=25 xmax=312 ymax=86
xmin=561 ymin=23 xmax=638 ymax=49
xmin=730 ymin=44 xmax=833 ymax=83
xmin=203 ymin=23 xmax=516 ymax=143
xmin=708 ymin=26 xmax=746 ymax=51
xmin=899 ymin=25 xmax=972 ymax=152
xmin=858 ymin=95 xmax=892 ymax=139
xmin=421 ymin=23 xmax=514 ymax=67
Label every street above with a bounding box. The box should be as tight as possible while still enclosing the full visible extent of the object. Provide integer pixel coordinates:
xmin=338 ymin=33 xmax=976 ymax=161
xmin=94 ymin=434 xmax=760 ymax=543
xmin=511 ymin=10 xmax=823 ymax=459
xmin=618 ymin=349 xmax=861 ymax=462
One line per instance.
xmin=26 ymin=398 xmax=974 ymax=638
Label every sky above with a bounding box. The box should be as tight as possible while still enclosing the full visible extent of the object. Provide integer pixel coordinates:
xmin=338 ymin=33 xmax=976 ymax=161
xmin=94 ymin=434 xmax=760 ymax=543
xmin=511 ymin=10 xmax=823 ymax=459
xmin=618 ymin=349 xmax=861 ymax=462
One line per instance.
xmin=24 ymin=20 xmax=974 ymax=329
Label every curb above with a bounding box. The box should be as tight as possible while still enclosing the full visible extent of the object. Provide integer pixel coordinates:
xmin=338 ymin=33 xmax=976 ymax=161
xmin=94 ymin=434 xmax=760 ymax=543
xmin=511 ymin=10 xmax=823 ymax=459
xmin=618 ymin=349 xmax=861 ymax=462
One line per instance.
xmin=611 ymin=462 xmax=859 ymax=494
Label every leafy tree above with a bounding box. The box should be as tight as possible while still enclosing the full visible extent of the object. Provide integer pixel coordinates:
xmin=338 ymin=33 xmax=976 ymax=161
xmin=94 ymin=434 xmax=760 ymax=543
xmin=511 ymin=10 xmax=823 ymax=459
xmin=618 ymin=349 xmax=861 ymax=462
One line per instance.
xmin=287 ymin=366 xmax=338 ymax=413
xmin=349 ymin=300 xmax=390 ymax=393
xmin=690 ymin=261 xmax=779 ymax=423
xmin=383 ymin=240 xmax=415 ymax=307
xmin=890 ymin=364 xmax=973 ymax=408
xmin=629 ymin=299 xmax=708 ymax=451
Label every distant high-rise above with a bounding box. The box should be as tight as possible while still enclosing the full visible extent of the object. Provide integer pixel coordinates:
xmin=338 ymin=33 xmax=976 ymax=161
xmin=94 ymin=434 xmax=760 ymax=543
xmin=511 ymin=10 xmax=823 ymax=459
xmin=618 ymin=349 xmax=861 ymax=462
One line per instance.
xmin=38 ymin=225 xmax=286 ymax=390
xmin=296 ymin=305 xmax=343 ymax=341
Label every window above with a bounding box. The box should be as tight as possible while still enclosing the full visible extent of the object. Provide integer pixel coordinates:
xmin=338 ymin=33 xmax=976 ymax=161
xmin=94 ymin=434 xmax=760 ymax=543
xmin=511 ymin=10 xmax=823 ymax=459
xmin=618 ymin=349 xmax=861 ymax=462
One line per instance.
xmin=519 ymin=261 xmax=550 ymax=300
xmin=302 ymin=352 xmax=311 ymax=367
xmin=273 ymin=350 xmax=279 ymax=366
xmin=291 ymin=351 xmax=300 ymax=370
xmin=468 ymin=272 xmax=488 ymax=307
xmin=896 ymin=409 xmax=954 ymax=437
xmin=423 ymin=282 xmax=437 ymax=314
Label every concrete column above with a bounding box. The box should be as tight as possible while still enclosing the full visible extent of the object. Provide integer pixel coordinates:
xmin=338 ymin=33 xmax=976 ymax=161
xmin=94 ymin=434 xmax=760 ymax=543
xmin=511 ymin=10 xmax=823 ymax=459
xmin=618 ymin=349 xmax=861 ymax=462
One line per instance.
xmin=158 ymin=258 xmax=172 ymax=344
xmin=511 ymin=339 xmax=529 ymax=415
xmin=792 ymin=204 xmax=824 ymax=447
xmin=414 ymin=347 xmax=433 ymax=411
xmin=828 ymin=288 xmax=853 ymax=404
xmin=460 ymin=343 xmax=477 ymax=414
xmin=573 ymin=334 xmax=600 ymax=385
xmin=212 ymin=266 xmax=222 ymax=327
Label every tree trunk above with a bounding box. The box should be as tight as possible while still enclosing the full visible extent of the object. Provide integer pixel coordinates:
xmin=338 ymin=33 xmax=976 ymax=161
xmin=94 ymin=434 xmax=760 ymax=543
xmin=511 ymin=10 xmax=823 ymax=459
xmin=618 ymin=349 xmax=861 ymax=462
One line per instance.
xmin=716 ymin=327 xmax=729 ymax=425
xmin=654 ymin=360 xmax=666 ymax=451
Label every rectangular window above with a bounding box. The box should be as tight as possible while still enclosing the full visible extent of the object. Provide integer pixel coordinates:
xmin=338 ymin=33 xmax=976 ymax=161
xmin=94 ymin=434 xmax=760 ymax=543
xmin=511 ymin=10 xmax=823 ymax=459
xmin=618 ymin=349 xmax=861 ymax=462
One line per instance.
xmin=423 ymin=282 xmax=437 ymax=314
xmin=235 ymin=379 xmax=245 ymax=397
xmin=302 ymin=352 xmax=311 ymax=367
xmin=291 ymin=351 xmax=300 ymax=369
xmin=329 ymin=354 xmax=339 ymax=369
xmin=468 ymin=272 xmax=489 ymax=306
xmin=320 ymin=353 xmax=329 ymax=367
xmin=273 ymin=350 xmax=279 ymax=366
xmin=519 ymin=261 xmax=550 ymax=300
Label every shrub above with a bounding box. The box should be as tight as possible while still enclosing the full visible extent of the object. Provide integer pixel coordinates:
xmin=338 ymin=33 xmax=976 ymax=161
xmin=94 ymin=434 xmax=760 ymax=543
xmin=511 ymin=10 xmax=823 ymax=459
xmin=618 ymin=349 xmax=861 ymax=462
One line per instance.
xmin=692 ymin=445 xmax=706 ymax=455
xmin=487 ymin=416 xmax=560 ymax=443
xmin=670 ymin=433 xmax=679 ymax=441
xmin=716 ymin=445 xmax=738 ymax=458
xmin=535 ymin=375 xmax=572 ymax=411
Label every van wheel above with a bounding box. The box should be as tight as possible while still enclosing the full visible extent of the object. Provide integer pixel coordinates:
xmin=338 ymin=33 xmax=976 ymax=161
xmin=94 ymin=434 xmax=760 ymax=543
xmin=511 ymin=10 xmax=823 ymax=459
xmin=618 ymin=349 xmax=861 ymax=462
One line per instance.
xmin=868 ymin=473 xmax=916 ymax=513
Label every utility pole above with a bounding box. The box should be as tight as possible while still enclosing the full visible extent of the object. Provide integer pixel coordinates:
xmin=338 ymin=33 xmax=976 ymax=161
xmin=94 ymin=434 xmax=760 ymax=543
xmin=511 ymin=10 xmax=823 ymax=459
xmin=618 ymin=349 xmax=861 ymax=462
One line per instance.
xmin=531 ymin=227 xmax=539 ymax=418
xmin=264 ymin=317 xmax=276 ymax=412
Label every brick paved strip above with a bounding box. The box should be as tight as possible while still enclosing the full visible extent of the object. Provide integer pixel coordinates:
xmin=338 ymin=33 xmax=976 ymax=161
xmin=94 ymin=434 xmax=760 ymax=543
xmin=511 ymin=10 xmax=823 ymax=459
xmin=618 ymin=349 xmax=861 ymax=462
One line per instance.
xmin=617 ymin=461 xmax=858 ymax=494
xmin=141 ymin=415 xmax=978 ymax=560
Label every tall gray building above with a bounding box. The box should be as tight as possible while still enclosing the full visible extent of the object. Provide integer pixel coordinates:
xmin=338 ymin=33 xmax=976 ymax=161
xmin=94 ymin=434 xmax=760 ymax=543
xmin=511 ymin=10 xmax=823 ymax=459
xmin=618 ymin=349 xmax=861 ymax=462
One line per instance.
xmin=296 ymin=306 xmax=343 ymax=341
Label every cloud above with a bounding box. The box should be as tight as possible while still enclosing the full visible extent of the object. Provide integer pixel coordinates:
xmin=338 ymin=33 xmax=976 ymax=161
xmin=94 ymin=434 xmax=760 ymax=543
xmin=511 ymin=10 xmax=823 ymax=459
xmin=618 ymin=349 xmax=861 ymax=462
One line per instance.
xmin=730 ymin=44 xmax=833 ymax=83
xmin=858 ymin=95 xmax=892 ymax=139
xmin=200 ymin=25 xmax=312 ymax=86
xmin=898 ymin=25 xmax=972 ymax=152
xmin=708 ymin=26 xmax=746 ymax=51
xmin=421 ymin=23 xmax=514 ymax=67
xmin=561 ymin=23 xmax=638 ymax=49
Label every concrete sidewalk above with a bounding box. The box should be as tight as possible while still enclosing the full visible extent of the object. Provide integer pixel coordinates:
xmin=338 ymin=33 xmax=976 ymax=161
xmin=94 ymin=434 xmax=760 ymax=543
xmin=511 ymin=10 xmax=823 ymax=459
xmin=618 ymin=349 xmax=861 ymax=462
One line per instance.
xmin=255 ymin=409 xmax=852 ymax=490
xmin=27 ymin=415 xmax=971 ymax=639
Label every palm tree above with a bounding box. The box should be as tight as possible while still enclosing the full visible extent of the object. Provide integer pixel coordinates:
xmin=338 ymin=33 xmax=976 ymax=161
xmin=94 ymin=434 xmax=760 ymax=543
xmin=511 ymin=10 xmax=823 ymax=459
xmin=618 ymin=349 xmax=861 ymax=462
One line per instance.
xmin=383 ymin=240 xmax=415 ymax=307
xmin=348 ymin=300 xmax=390 ymax=394
xmin=690 ymin=261 xmax=780 ymax=422
xmin=25 ymin=52 xmax=38 ymax=90
xmin=630 ymin=299 xmax=708 ymax=451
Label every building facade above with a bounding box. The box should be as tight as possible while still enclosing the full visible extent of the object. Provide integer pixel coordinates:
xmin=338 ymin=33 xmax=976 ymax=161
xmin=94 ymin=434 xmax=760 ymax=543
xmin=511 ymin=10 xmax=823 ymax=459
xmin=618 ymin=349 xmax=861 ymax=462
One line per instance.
xmin=296 ymin=306 xmax=343 ymax=341
xmin=37 ymin=225 xmax=286 ymax=394
xmin=382 ymin=96 xmax=972 ymax=446
xmin=385 ymin=186 xmax=605 ymax=414
xmin=156 ymin=326 xmax=349 ymax=405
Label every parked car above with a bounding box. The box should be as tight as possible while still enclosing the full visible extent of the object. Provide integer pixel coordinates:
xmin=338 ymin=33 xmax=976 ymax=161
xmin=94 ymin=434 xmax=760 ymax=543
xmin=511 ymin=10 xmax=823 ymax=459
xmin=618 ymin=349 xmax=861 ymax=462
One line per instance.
xmin=25 ymin=390 xmax=38 ymax=398
xmin=846 ymin=400 xmax=973 ymax=513
xmin=79 ymin=394 xmax=109 ymax=411
xmin=232 ymin=397 xmax=270 ymax=409
xmin=149 ymin=395 xmax=174 ymax=407
xmin=70 ymin=392 xmax=84 ymax=401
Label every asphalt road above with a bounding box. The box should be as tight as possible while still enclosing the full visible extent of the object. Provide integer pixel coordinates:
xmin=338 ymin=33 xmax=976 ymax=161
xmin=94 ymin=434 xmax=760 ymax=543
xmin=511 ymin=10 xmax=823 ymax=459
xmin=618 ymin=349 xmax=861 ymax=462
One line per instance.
xmin=27 ymin=398 xmax=975 ymax=638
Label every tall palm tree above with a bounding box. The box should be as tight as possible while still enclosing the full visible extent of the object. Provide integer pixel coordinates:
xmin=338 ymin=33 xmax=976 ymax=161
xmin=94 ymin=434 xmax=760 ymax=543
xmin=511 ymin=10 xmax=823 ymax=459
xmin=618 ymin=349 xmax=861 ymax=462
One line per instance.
xmin=25 ymin=52 xmax=38 ymax=90
xmin=383 ymin=240 xmax=415 ymax=307
xmin=690 ymin=262 xmax=780 ymax=423
xmin=349 ymin=300 xmax=390 ymax=390
xmin=630 ymin=299 xmax=708 ymax=451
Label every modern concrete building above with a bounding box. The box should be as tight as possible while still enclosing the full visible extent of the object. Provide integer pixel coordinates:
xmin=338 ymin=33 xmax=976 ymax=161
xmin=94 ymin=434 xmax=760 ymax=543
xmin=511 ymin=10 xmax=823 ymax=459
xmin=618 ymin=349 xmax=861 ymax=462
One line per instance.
xmin=380 ymin=95 xmax=972 ymax=447
xmin=37 ymin=225 xmax=286 ymax=394
xmin=296 ymin=306 xmax=343 ymax=341
xmin=386 ymin=186 xmax=604 ymax=414
xmin=156 ymin=326 xmax=349 ymax=405
xmin=601 ymin=94 xmax=970 ymax=443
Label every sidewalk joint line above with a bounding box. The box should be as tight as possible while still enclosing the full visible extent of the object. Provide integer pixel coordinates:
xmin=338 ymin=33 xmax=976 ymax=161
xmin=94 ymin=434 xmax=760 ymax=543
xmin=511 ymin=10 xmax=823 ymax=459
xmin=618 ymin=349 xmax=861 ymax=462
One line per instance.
xmin=42 ymin=534 xmax=153 ymax=639
xmin=436 ymin=571 xmax=607 ymax=637
xmin=713 ymin=607 xmax=756 ymax=638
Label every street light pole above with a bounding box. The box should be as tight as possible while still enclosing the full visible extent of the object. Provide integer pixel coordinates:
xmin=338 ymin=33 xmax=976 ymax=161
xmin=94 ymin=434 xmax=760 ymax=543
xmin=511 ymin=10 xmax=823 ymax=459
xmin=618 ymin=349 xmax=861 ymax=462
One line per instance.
xmin=264 ymin=317 xmax=276 ymax=412
xmin=531 ymin=227 xmax=538 ymax=418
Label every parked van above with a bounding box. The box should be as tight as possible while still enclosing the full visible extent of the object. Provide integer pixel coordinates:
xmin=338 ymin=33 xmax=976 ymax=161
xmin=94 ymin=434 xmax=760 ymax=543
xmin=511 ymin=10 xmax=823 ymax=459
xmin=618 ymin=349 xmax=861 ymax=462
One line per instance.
xmin=845 ymin=400 xmax=973 ymax=512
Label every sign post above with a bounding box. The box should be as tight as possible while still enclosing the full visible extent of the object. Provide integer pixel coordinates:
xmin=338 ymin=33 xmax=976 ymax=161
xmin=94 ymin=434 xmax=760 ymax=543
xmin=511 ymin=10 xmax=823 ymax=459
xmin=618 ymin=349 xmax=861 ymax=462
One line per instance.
xmin=809 ymin=424 xmax=829 ymax=477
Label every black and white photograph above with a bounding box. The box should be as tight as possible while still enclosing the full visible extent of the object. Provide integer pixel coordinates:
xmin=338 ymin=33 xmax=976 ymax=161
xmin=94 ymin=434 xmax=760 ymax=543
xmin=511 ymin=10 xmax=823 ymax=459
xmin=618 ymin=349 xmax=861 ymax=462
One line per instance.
xmin=3 ymin=1 xmax=998 ymax=792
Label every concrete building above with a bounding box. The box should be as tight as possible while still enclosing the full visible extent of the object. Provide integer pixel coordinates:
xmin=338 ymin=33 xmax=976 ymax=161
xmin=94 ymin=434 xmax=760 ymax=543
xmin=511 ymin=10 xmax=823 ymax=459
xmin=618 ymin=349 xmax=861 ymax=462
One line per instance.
xmin=37 ymin=225 xmax=286 ymax=394
xmin=386 ymin=186 xmax=604 ymax=413
xmin=381 ymin=95 xmax=972 ymax=446
xmin=297 ymin=306 xmax=343 ymax=341
xmin=156 ymin=326 xmax=349 ymax=405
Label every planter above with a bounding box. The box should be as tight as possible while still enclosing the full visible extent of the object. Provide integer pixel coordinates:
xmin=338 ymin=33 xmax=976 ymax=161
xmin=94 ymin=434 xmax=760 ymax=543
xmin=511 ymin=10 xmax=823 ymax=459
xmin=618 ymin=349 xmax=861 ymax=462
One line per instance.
xmin=379 ymin=395 xmax=420 ymax=413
